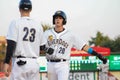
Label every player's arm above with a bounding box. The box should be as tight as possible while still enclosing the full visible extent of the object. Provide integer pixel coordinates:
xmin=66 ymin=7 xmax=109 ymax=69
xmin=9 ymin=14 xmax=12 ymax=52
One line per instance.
xmin=4 ymin=40 xmax=16 ymax=64
xmin=82 ymin=44 xmax=107 ymax=64
xmin=40 ymin=45 xmax=46 ymax=54
xmin=40 ymin=45 xmax=54 ymax=55
xmin=4 ymin=40 xmax=16 ymax=77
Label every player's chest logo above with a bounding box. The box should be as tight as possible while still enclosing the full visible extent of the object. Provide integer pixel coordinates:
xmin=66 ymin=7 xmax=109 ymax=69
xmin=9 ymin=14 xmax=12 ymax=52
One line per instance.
xmin=48 ymin=35 xmax=53 ymax=41
xmin=47 ymin=35 xmax=68 ymax=48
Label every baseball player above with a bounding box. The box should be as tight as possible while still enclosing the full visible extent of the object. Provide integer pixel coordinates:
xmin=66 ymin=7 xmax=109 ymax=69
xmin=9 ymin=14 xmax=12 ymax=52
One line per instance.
xmin=3 ymin=0 xmax=46 ymax=80
xmin=41 ymin=10 xmax=107 ymax=80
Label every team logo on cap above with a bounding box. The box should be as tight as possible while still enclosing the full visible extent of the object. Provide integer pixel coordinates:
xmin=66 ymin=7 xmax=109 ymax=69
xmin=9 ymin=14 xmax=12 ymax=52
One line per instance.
xmin=56 ymin=11 xmax=61 ymax=14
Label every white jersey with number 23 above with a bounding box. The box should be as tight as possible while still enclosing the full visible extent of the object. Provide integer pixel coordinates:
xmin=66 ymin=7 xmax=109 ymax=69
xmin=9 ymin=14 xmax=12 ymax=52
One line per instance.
xmin=7 ymin=17 xmax=46 ymax=58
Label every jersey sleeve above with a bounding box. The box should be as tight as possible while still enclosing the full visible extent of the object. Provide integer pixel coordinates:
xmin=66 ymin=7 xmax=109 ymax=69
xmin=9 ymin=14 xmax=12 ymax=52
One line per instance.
xmin=72 ymin=33 xmax=86 ymax=50
xmin=6 ymin=20 xmax=18 ymax=42
xmin=39 ymin=26 xmax=47 ymax=46
xmin=42 ymin=30 xmax=50 ymax=47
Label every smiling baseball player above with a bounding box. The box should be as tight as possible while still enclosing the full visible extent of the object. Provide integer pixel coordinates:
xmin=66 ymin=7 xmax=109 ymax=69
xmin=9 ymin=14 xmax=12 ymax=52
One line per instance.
xmin=41 ymin=10 xmax=107 ymax=80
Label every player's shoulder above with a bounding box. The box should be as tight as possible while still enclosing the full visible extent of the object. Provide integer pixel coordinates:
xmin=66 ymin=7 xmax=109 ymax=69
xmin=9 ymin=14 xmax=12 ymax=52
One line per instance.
xmin=10 ymin=17 xmax=25 ymax=24
xmin=9 ymin=18 xmax=19 ymax=27
xmin=43 ymin=28 xmax=54 ymax=36
xmin=65 ymin=28 xmax=74 ymax=36
xmin=10 ymin=17 xmax=19 ymax=22
xmin=27 ymin=17 xmax=42 ymax=27
xmin=44 ymin=27 xmax=53 ymax=33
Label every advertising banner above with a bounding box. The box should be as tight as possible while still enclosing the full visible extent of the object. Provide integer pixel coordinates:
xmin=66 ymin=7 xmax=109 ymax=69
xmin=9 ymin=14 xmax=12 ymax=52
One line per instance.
xmin=109 ymin=55 xmax=120 ymax=70
xmin=69 ymin=72 xmax=95 ymax=80
xmin=40 ymin=72 xmax=96 ymax=80
xmin=71 ymin=47 xmax=110 ymax=56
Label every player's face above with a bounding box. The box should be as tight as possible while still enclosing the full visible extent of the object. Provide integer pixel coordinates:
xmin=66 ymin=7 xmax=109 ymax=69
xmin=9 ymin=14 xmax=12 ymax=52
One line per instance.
xmin=55 ymin=16 xmax=64 ymax=27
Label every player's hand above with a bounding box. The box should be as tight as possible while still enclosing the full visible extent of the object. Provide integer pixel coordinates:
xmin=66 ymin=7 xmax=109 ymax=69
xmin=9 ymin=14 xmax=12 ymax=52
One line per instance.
xmin=40 ymin=45 xmax=54 ymax=55
xmin=102 ymin=57 xmax=107 ymax=64
xmin=3 ymin=63 xmax=10 ymax=77
xmin=46 ymin=48 xmax=54 ymax=55
xmin=97 ymin=54 xmax=107 ymax=64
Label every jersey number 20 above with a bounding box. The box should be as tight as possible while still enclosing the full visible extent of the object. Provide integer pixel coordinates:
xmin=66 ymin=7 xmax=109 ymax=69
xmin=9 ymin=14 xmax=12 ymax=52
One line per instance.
xmin=58 ymin=47 xmax=65 ymax=54
xmin=23 ymin=27 xmax=36 ymax=42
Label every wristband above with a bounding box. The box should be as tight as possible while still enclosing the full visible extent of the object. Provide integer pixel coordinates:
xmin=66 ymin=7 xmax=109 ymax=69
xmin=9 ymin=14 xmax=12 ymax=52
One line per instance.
xmin=87 ymin=48 xmax=93 ymax=54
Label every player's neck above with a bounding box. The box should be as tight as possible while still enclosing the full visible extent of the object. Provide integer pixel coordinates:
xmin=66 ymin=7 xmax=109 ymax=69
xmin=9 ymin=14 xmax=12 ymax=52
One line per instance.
xmin=20 ymin=10 xmax=30 ymax=17
xmin=21 ymin=13 xmax=30 ymax=17
xmin=54 ymin=26 xmax=65 ymax=33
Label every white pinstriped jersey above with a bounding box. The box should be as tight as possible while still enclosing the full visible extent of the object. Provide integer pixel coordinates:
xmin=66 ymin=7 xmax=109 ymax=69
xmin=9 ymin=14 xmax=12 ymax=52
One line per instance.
xmin=44 ymin=28 xmax=86 ymax=60
xmin=7 ymin=17 xmax=46 ymax=57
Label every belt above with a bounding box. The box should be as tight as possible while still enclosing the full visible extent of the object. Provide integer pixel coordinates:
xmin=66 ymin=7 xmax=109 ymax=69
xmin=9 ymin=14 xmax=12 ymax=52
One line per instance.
xmin=15 ymin=55 xmax=37 ymax=59
xmin=47 ymin=59 xmax=66 ymax=62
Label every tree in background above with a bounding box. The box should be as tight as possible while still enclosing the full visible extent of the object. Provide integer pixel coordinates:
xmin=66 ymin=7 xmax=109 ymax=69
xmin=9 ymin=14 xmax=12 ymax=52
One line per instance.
xmin=89 ymin=31 xmax=120 ymax=52
xmin=89 ymin=31 xmax=110 ymax=46
xmin=41 ymin=23 xmax=53 ymax=32
xmin=113 ymin=36 xmax=120 ymax=52
xmin=101 ymin=35 xmax=120 ymax=52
